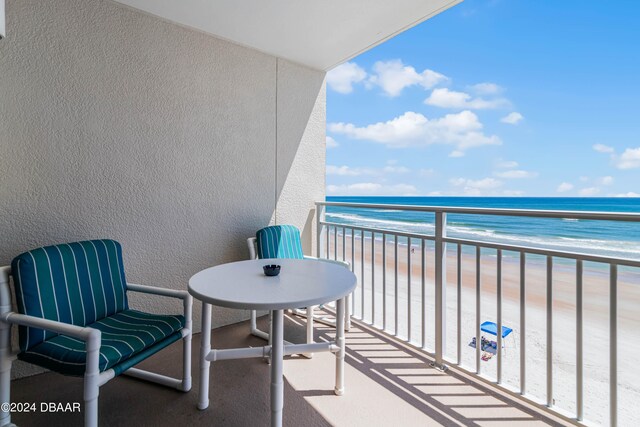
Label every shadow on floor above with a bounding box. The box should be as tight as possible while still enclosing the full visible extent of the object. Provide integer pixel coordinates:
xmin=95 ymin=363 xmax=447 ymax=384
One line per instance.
xmin=9 ymin=312 xmax=569 ymax=426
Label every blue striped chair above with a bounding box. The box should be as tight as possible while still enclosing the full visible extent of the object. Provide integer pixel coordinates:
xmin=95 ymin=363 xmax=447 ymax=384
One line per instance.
xmin=247 ymin=225 xmax=351 ymax=354
xmin=0 ymin=239 xmax=192 ymax=427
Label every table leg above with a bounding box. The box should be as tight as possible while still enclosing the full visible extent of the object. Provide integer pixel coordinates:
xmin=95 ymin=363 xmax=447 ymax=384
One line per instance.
xmin=305 ymin=305 xmax=314 ymax=358
xmin=197 ymin=302 xmax=212 ymax=410
xmin=335 ymin=297 xmax=345 ymax=395
xmin=270 ymin=309 xmax=284 ymax=427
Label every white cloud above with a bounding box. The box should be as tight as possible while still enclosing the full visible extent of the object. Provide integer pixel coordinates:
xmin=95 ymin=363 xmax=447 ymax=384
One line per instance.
xmin=503 ymin=190 xmax=524 ymax=196
xmin=557 ymin=182 xmax=574 ymax=193
xmin=326 ymin=165 xmax=365 ymax=176
xmin=327 ymin=182 xmax=418 ymax=196
xmin=425 ymin=88 xmax=509 ymax=110
xmin=383 ymin=165 xmax=410 ymax=174
xmin=599 ymin=176 xmax=614 ymax=186
xmin=449 ymin=150 xmax=465 ymax=158
xmin=496 ymin=159 xmax=518 ymax=169
xmin=615 ymin=147 xmax=640 ymax=169
xmin=579 ymin=187 xmax=600 ymax=196
xmin=419 ymin=168 xmax=435 ymax=177
xmin=615 ymin=192 xmax=640 ymax=197
xmin=326 ymin=62 xmax=367 ymax=94
xmin=494 ymin=169 xmax=538 ymax=179
xmin=450 ymin=177 xmax=503 ymax=195
xmin=471 ymin=82 xmax=503 ymax=95
xmin=326 ymin=136 xmax=339 ymax=148
xmin=328 ymin=110 xmax=501 ymax=154
xmin=326 ymin=164 xmax=410 ymax=176
xmin=500 ymin=112 xmax=524 ymax=125
xmin=593 ymin=143 xmax=614 ymax=153
xmin=367 ymin=60 xmax=448 ymax=97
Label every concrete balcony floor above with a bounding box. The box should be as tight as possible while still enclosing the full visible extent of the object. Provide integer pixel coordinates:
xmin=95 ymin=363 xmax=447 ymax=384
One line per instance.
xmin=11 ymin=313 xmax=571 ymax=427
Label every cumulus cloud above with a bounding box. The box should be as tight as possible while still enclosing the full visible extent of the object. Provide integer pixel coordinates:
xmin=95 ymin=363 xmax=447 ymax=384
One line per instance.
xmin=503 ymin=190 xmax=524 ymax=196
xmin=615 ymin=192 xmax=640 ymax=197
xmin=593 ymin=143 xmax=614 ymax=153
xmin=579 ymin=187 xmax=600 ymax=196
xmin=470 ymin=82 xmax=503 ymax=95
xmin=328 ymin=110 xmax=501 ymax=155
xmin=557 ymin=182 xmax=574 ymax=193
xmin=500 ymin=112 xmax=524 ymax=125
xmin=367 ymin=60 xmax=448 ymax=97
xmin=326 ymin=136 xmax=339 ymax=148
xmin=493 ymin=169 xmax=538 ymax=179
xmin=615 ymin=147 xmax=640 ymax=169
xmin=425 ymin=88 xmax=509 ymax=110
xmin=450 ymin=177 xmax=503 ymax=195
xmin=449 ymin=150 xmax=465 ymax=158
xmin=327 ymin=183 xmax=418 ymax=196
xmin=326 ymin=62 xmax=367 ymax=94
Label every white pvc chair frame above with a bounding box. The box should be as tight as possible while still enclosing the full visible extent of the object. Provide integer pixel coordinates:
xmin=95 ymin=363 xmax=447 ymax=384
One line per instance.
xmin=246 ymin=237 xmax=351 ymax=356
xmin=0 ymin=265 xmax=193 ymax=427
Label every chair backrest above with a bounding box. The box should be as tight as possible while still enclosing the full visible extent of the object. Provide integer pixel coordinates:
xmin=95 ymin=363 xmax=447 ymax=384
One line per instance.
xmin=247 ymin=237 xmax=258 ymax=260
xmin=255 ymin=225 xmax=304 ymax=259
xmin=11 ymin=239 xmax=129 ymax=351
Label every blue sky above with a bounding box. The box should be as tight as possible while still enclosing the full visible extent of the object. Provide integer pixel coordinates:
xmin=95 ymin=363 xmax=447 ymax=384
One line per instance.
xmin=325 ymin=0 xmax=640 ymax=197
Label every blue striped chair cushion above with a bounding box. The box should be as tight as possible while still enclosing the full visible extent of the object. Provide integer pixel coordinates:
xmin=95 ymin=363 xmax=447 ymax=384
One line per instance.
xmin=256 ymin=225 xmax=304 ymax=259
xmin=17 ymin=310 xmax=184 ymax=376
xmin=11 ymin=239 xmax=129 ymax=351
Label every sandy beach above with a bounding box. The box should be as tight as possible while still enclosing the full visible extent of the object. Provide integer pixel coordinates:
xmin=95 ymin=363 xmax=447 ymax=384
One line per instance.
xmin=327 ymin=232 xmax=640 ymax=426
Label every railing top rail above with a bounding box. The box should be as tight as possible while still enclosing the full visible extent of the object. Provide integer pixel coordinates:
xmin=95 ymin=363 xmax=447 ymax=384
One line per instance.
xmin=316 ymin=201 xmax=640 ymax=222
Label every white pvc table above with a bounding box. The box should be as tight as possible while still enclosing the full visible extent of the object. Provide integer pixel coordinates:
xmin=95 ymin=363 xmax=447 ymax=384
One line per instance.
xmin=188 ymin=258 xmax=357 ymax=427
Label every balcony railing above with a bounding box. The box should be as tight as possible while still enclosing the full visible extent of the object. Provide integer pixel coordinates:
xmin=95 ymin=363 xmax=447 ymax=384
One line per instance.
xmin=315 ymin=201 xmax=640 ymax=427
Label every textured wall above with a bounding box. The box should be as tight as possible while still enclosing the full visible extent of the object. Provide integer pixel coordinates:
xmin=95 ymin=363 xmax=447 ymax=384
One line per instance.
xmin=0 ymin=0 xmax=325 ymax=377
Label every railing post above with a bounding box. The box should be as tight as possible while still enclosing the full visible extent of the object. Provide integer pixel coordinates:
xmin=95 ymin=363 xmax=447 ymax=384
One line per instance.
xmin=433 ymin=211 xmax=447 ymax=370
xmin=316 ymin=203 xmax=325 ymax=259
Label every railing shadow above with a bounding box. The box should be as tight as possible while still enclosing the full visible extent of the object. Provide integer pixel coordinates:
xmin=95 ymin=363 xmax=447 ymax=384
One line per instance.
xmin=297 ymin=311 xmax=566 ymax=427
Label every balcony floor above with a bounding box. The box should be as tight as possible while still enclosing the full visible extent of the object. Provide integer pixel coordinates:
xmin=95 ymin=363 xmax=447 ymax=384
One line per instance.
xmin=11 ymin=313 xmax=571 ymax=426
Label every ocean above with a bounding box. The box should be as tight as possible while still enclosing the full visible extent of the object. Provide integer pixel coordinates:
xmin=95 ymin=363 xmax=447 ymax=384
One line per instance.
xmin=325 ymin=197 xmax=640 ymax=260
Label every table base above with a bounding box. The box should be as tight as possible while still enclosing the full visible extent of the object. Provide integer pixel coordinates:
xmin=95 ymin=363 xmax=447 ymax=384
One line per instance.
xmin=197 ymin=298 xmax=346 ymax=427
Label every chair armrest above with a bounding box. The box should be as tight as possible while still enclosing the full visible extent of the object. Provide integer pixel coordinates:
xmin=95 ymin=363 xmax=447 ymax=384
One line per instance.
xmin=126 ymin=283 xmax=193 ymax=332
xmin=0 ymin=312 xmax=98 ymax=342
xmin=126 ymin=283 xmax=190 ymax=301
xmin=303 ymin=256 xmax=350 ymax=269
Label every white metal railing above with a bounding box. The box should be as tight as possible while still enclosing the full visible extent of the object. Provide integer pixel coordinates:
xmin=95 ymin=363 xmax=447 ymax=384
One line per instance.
xmin=315 ymin=201 xmax=640 ymax=427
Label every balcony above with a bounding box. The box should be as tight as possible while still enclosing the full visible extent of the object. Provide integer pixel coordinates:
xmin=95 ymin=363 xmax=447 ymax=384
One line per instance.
xmin=1 ymin=1 xmax=637 ymax=427
xmin=11 ymin=313 xmax=571 ymax=426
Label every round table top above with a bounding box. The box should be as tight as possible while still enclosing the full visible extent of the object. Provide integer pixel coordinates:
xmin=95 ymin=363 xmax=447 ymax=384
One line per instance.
xmin=188 ymin=258 xmax=357 ymax=310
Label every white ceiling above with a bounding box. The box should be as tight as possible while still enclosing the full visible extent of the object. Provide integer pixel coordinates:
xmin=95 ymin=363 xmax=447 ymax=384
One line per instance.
xmin=113 ymin=0 xmax=462 ymax=71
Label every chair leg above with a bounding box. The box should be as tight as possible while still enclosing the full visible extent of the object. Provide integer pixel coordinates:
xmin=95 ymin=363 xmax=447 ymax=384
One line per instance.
xmin=198 ymin=303 xmax=212 ymax=410
xmin=0 ymin=320 xmax=13 ymax=427
xmin=181 ymin=331 xmax=192 ymax=392
xmin=84 ymin=330 xmax=102 ymax=427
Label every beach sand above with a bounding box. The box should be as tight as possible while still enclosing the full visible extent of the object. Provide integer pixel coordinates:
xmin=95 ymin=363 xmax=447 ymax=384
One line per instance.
xmin=326 ymin=232 xmax=640 ymax=426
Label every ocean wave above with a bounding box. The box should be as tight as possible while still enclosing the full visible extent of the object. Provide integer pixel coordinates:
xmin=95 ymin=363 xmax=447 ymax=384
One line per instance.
xmin=325 ymin=211 xmax=640 ymax=257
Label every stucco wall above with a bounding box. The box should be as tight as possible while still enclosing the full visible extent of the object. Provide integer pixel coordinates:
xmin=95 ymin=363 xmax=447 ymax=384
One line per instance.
xmin=0 ymin=0 xmax=326 ymax=377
